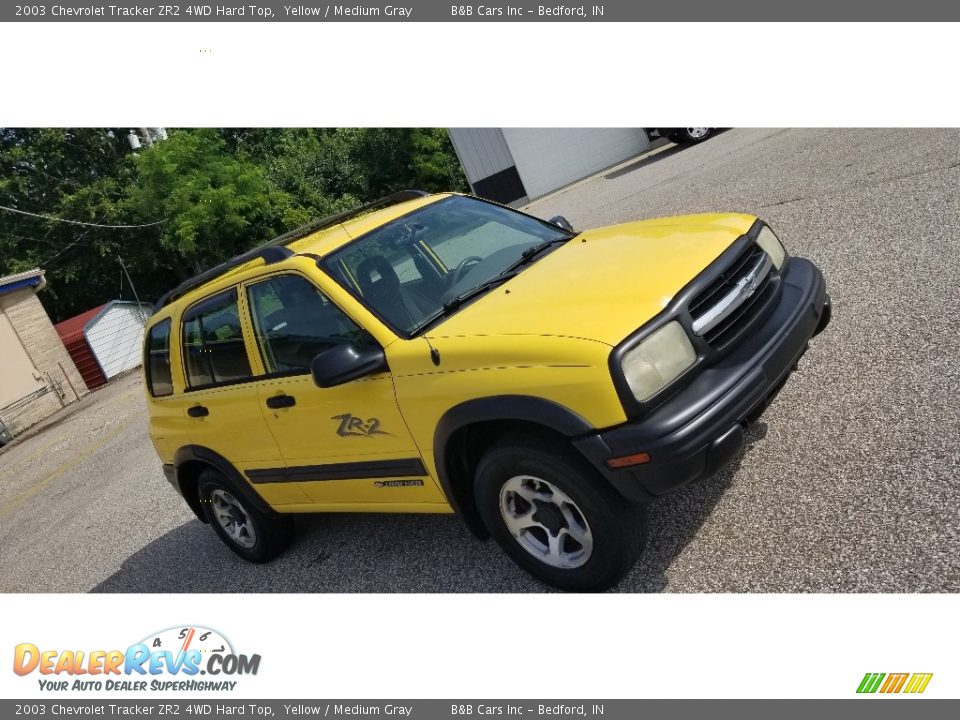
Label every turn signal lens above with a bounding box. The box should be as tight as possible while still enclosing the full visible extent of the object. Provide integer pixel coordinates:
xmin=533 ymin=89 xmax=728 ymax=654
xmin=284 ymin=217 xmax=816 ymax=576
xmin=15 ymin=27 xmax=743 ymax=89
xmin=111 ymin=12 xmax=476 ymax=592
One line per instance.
xmin=607 ymin=452 xmax=651 ymax=469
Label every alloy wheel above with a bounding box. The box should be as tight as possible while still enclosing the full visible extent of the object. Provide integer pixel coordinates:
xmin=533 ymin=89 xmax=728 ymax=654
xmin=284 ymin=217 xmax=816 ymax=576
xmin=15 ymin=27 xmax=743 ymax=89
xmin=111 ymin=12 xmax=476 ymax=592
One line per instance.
xmin=210 ymin=489 xmax=258 ymax=549
xmin=499 ymin=475 xmax=593 ymax=569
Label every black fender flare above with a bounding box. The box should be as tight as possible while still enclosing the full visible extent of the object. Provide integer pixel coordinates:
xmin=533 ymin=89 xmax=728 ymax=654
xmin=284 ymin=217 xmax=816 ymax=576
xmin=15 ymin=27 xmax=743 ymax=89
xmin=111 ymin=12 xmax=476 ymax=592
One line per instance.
xmin=432 ymin=396 xmax=594 ymax=536
xmin=173 ymin=445 xmax=282 ymax=520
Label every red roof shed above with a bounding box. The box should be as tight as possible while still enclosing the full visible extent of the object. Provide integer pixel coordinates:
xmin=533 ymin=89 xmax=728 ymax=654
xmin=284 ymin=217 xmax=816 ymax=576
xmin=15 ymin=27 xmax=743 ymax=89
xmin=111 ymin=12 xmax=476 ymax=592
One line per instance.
xmin=55 ymin=304 xmax=109 ymax=391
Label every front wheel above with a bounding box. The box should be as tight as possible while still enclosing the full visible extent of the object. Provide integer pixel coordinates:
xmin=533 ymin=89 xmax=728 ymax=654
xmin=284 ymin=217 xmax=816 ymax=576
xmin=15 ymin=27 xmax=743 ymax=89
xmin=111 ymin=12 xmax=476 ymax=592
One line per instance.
xmin=474 ymin=435 xmax=647 ymax=591
xmin=198 ymin=469 xmax=294 ymax=562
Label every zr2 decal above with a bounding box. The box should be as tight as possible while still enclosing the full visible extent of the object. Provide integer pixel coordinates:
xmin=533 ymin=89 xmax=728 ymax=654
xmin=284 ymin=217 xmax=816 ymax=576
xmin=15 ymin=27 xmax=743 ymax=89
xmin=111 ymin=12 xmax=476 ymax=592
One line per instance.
xmin=332 ymin=413 xmax=391 ymax=438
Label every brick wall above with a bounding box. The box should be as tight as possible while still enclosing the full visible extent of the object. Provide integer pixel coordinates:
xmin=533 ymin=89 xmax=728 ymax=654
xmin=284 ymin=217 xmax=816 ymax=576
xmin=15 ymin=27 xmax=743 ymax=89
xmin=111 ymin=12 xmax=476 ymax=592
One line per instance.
xmin=0 ymin=288 xmax=88 ymax=435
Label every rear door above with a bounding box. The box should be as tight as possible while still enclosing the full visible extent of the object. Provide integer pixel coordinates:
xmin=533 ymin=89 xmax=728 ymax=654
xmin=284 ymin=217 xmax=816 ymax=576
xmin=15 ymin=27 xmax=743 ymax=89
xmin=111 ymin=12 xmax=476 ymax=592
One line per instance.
xmin=178 ymin=287 xmax=308 ymax=508
xmin=242 ymin=272 xmax=443 ymax=508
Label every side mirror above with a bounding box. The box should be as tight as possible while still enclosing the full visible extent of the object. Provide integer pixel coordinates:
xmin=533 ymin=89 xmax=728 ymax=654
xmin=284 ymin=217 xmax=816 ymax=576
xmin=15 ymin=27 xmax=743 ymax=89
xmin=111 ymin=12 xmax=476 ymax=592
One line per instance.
xmin=310 ymin=343 xmax=388 ymax=388
xmin=549 ymin=215 xmax=575 ymax=232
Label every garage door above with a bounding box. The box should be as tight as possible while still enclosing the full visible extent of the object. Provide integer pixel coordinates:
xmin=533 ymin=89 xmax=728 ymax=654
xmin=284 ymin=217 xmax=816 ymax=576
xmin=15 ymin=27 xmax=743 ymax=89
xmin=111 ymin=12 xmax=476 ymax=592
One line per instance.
xmin=501 ymin=128 xmax=650 ymax=200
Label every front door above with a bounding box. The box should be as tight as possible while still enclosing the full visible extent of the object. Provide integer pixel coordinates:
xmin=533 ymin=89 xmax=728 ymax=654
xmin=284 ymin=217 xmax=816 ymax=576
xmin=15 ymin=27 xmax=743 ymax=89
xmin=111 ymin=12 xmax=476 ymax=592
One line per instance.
xmin=242 ymin=272 xmax=443 ymax=507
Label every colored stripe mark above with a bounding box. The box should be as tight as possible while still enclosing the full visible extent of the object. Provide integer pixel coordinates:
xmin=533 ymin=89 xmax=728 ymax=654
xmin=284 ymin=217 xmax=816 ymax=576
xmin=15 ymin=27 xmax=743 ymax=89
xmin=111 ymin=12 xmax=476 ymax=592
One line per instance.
xmin=880 ymin=673 xmax=908 ymax=693
xmin=857 ymin=673 xmax=885 ymax=694
xmin=904 ymin=673 xmax=933 ymax=694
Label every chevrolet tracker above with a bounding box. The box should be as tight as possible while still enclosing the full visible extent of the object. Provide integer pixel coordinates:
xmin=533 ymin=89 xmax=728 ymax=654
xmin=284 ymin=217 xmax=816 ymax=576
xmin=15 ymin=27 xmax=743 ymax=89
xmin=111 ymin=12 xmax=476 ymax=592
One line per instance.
xmin=144 ymin=191 xmax=831 ymax=590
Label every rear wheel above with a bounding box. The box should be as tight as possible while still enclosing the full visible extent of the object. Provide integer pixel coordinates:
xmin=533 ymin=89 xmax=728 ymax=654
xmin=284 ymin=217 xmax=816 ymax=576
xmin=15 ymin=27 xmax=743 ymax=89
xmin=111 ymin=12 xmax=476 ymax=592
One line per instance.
xmin=198 ymin=469 xmax=294 ymax=562
xmin=474 ymin=435 xmax=647 ymax=591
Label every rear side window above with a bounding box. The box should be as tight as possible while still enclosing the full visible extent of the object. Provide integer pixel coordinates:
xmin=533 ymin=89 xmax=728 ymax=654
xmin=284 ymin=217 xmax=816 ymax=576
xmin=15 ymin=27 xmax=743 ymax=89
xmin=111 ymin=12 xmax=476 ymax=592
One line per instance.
xmin=246 ymin=274 xmax=370 ymax=375
xmin=146 ymin=319 xmax=173 ymax=397
xmin=181 ymin=288 xmax=252 ymax=389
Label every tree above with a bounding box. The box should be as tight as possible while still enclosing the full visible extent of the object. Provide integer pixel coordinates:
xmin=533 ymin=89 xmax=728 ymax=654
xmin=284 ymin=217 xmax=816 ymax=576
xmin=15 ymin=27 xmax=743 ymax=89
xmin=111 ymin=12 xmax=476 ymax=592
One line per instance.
xmin=125 ymin=129 xmax=309 ymax=280
xmin=1 ymin=127 xmax=469 ymax=321
xmin=225 ymin=128 xmax=468 ymax=204
xmin=0 ymin=128 xmax=139 ymax=320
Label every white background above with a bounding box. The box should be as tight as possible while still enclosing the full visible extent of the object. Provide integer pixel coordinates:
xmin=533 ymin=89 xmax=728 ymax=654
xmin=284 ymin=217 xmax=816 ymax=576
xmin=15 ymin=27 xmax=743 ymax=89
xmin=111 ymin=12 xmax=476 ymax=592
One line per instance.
xmin=2 ymin=594 xmax=957 ymax=698
xmin=2 ymin=23 xmax=959 ymax=126
xmin=1 ymin=20 xmax=958 ymax=701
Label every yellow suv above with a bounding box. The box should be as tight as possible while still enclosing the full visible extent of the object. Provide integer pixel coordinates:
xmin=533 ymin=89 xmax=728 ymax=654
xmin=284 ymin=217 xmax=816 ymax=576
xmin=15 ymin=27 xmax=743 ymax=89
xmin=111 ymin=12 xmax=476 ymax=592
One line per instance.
xmin=144 ymin=191 xmax=830 ymax=591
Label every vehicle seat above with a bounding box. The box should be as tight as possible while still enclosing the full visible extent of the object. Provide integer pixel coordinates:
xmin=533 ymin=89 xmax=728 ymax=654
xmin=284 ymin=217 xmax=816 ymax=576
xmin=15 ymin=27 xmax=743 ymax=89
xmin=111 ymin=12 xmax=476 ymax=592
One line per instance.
xmin=355 ymin=257 xmax=422 ymax=329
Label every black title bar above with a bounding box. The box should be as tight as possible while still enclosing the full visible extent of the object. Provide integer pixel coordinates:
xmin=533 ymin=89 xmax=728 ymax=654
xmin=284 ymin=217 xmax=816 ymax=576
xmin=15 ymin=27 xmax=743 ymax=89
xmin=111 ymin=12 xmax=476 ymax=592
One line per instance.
xmin=4 ymin=1 xmax=958 ymax=21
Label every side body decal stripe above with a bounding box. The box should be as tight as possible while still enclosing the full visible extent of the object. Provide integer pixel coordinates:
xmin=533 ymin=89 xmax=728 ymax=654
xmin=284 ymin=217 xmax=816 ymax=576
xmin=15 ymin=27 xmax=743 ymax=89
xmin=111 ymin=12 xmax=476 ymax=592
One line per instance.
xmin=245 ymin=458 xmax=427 ymax=484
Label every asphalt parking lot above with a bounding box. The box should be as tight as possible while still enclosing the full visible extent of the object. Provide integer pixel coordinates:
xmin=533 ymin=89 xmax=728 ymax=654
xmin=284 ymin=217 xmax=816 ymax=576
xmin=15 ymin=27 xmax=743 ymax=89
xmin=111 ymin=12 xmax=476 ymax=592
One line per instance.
xmin=1 ymin=128 xmax=958 ymax=593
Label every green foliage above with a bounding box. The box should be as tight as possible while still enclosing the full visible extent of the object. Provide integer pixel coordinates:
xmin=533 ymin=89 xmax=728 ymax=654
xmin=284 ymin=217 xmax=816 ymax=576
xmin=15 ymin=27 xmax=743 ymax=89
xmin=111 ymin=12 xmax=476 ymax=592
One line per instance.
xmin=0 ymin=128 xmax=467 ymax=321
xmin=126 ymin=129 xmax=308 ymax=274
xmin=224 ymin=128 xmax=468 ymax=205
xmin=0 ymin=128 xmax=136 ymax=318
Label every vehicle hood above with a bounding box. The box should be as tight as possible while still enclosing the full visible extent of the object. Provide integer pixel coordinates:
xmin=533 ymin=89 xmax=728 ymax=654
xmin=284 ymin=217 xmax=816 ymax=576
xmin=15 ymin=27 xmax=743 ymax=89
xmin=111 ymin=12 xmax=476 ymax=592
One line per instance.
xmin=428 ymin=213 xmax=757 ymax=346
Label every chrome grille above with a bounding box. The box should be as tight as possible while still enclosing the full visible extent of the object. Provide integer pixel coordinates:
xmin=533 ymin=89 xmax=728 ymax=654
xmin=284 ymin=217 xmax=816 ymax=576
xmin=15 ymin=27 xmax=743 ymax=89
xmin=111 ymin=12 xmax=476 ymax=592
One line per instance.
xmin=689 ymin=244 xmax=775 ymax=348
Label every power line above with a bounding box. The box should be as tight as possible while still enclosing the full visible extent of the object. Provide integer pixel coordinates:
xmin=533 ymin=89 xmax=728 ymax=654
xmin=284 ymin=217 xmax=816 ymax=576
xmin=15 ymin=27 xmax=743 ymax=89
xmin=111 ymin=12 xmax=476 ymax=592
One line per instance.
xmin=0 ymin=204 xmax=164 ymax=229
xmin=40 ymin=229 xmax=94 ymax=266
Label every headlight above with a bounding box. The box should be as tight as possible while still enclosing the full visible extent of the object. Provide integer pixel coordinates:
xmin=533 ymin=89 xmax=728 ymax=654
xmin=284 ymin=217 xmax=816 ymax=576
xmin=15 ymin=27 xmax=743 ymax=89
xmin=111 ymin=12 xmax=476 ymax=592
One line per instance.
xmin=621 ymin=321 xmax=697 ymax=402
xmin=756 ymin=225 xmax=786 ymax=270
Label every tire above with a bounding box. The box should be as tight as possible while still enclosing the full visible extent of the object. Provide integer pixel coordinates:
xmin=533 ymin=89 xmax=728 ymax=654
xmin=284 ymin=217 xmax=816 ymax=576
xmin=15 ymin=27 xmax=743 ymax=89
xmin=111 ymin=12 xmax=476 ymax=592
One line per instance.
xmin=474 ymin=434 xmax=647 ymax=592
xmin=670 ymin=128 xmax=713 ymax=144
xmin=198 ymin=469 xmax=294 ymax=562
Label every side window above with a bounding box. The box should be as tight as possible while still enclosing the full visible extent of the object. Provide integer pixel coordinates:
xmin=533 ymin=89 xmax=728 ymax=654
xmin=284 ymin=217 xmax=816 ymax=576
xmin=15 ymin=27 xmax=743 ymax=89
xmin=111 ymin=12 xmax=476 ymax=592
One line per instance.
xmin=146 ymin=319 xmax=173 ymax=397
xmin=247 ymin=274 xmax=369 ymax=375
xmin=181 ymin=288 xmax=252 ymax=389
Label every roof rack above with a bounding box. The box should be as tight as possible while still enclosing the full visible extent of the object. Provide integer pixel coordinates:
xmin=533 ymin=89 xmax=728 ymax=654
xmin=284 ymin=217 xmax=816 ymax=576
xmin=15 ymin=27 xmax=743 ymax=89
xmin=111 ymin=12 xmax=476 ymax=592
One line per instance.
xmin=266 ymin=189 xmax=429 ymax=248
xmin=153 ymin=190 xmax=429 ymax=312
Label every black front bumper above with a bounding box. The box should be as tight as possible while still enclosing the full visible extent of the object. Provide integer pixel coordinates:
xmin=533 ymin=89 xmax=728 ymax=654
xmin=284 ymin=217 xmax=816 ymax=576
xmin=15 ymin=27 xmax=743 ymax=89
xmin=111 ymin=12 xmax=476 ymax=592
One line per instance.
xmin=574 ymin=257 xmax=830 ymax=503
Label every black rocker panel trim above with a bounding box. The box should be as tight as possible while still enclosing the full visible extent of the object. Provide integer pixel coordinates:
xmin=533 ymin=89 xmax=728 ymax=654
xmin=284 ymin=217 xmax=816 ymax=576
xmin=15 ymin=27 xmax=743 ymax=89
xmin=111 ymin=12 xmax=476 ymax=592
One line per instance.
xmin=245 ymin=458 xmax=428 ymax=484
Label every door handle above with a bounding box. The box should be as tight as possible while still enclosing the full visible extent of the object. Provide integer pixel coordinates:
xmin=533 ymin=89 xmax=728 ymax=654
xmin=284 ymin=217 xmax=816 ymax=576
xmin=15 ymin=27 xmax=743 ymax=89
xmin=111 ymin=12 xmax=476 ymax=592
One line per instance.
xmin=187 ymin=405 xmax=209 ymax=418
xmin=265 ymin=394 xmax=296 ymax=409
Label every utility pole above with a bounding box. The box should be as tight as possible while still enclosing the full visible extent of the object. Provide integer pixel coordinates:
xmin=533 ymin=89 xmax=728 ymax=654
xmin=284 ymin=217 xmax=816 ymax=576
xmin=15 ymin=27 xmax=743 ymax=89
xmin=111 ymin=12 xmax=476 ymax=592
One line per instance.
xmin=127 ymin=128 xmax=167 ymax=150
xmin=118 ymin=255 xmax=147 ymax=321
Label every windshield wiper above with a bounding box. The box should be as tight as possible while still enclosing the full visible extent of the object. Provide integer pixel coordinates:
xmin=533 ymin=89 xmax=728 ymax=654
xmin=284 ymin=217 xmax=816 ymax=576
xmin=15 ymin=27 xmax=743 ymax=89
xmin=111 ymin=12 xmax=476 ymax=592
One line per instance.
xmin=409 ymin=273 xmax=519 ymax=336
xmin=407 ymin=236 xmax=573 ymax=336
xmin=499 ymin=236 xmax=573 ymax=276
xmin=443 ymin=272 xmax=520 ymax=311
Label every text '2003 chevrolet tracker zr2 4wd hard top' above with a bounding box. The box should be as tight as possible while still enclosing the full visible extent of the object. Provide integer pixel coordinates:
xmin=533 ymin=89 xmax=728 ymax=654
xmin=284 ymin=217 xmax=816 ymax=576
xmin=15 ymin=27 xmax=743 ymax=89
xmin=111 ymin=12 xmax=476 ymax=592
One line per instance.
xmin=144 ymin=191 xmax=831 ymax=591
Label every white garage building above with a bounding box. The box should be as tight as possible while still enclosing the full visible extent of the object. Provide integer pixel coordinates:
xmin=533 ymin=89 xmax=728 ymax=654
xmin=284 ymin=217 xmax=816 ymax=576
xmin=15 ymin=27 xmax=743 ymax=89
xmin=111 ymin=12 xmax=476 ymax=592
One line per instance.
xmin=448 ymin=128 xmax=652 ymax=204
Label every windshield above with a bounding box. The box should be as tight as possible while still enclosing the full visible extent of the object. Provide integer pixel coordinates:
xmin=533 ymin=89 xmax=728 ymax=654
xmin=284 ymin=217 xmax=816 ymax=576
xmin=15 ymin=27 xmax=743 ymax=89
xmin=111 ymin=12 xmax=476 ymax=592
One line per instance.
xmin=321 ymin=195 xmax=573 ymax=336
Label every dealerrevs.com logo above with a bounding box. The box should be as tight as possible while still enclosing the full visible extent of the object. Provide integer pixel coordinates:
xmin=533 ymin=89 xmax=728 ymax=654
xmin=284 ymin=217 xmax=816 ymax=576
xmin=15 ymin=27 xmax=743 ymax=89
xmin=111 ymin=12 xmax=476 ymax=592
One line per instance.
xmin=13 ymin=626 xmax=260 ymax=692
